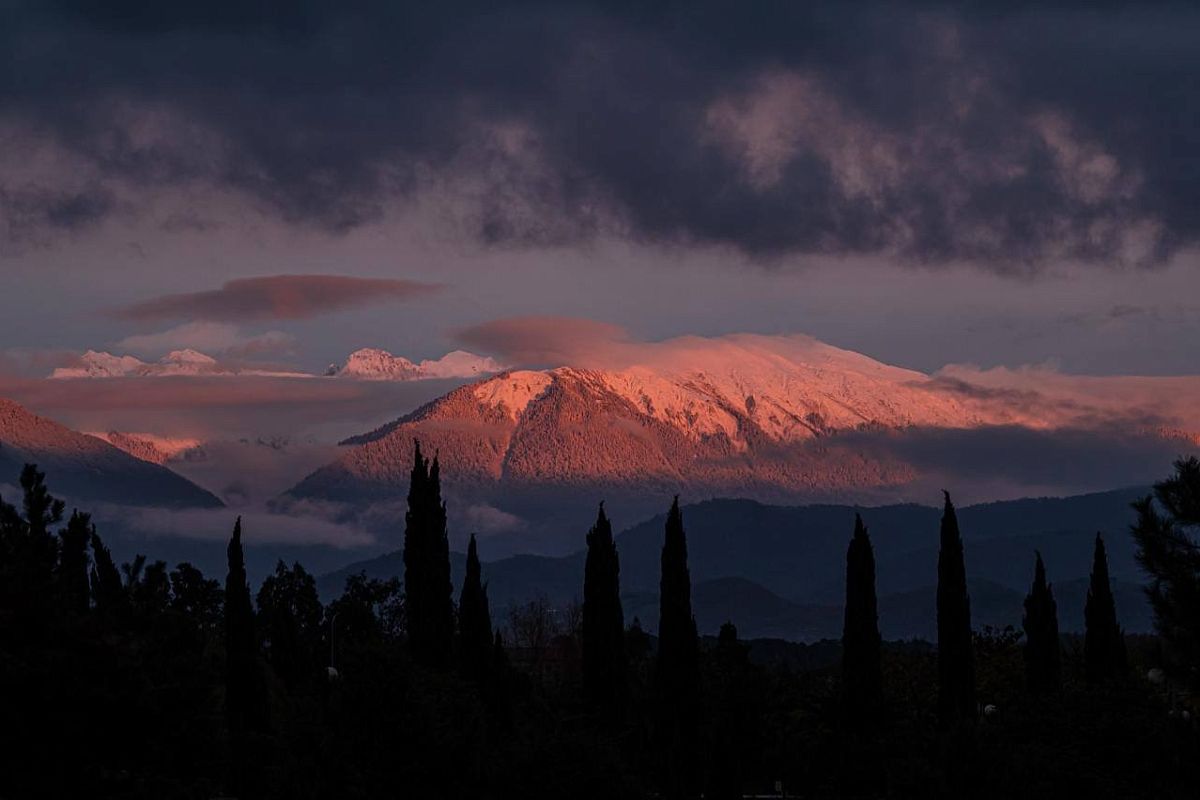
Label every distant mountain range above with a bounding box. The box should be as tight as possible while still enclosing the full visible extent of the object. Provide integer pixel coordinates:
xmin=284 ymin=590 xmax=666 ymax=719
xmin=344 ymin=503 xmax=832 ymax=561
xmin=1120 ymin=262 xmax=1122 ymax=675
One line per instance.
xmin=319 ymin=490 xmax=1155 ymax=641
xmin=50 ymin=348 xmax=310 ymax=379
xmin=50 ymin=346 xmax=501 ymax=382
xmin=0 ymin=398 xmax=222 ymax=508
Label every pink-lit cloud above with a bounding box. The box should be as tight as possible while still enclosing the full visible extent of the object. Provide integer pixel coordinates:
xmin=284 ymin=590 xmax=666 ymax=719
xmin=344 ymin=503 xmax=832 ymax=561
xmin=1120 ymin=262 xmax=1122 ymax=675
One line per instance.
xmin=115 ymin=274 xmax=442 ymax=323
xmin=454 ymin=316 xmax=630 ymax=368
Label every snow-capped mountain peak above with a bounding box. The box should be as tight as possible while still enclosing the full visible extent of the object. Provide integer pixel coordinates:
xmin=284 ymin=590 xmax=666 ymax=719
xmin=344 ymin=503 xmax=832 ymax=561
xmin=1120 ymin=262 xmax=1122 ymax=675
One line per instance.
xmin=52 ymin=348 xmax=222 ymax=378
xmin=326 ymin=348 xmax=503 ymax=381
xmin=52 ymin=350 xmax=148 ymax=379
xmin=289 ymin=332 xmax=1200 ymax=511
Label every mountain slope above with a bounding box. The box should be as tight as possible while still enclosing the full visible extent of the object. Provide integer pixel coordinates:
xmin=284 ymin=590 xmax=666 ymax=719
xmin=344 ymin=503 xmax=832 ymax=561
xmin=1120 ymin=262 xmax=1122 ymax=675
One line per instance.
xmin=285 ymin=332 xmax=1197 ymax=538
xmin=289 ymin=336 xmax=991 ymax=505
xmin=88 ymin=431 xmax=205 ymax=465
xmin=0 ymin=398 xmax=223 ymax=508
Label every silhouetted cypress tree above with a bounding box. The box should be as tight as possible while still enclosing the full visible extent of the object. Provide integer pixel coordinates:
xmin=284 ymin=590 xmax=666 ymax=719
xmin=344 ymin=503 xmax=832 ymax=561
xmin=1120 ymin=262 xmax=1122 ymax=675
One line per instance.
xmin=458 ymin=534 xmax=493 ymax=682
xmin=427 ymin=455 xmax=453 ymax=663
xmin=842 ymin=513 xmax=882 ymax=724
xmin=403 ymin=440 xmax=429 ymax=661
xmin=1022 ymin=551 xmax=1061 ymax=694
xmin=1085 ymin=533 xmax=1127 ymax=683
xmin=57 ymin=510 xmax=92 ymax=616
xmin=655 ymin=497 xmax=700 ymax=800
xmin=403 ymin=441 xmax=454 ymax=668
xmin=88 ymin=530 xmax=125 ymax=614
xmin=582 ymin=502 xmax=628 ymax=715
xmin=937 ymin=492 xmax=976 ymax=725
xmin=225 ymin=517 xmax=267 ymax=735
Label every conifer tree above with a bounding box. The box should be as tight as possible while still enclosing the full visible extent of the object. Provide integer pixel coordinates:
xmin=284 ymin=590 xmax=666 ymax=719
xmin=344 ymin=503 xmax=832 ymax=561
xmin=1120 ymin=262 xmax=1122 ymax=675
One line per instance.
xmin=403 ymin=441 xmax=454 ymax=668
xmin=937 ymin=492 xmax=976 ymax=724
xmin=582 ymin=502 xmax=628 ymax=714
xmin=89 ymin=530 xmax=125 ymax=613
xmin=57 ymin=510 xmax=93 ymax=616
xmin=842 ymin=513 xmax=882 ymax=723
xmin=224 ymin=517 xmax=267 ymax=734
xmin=655 ymin=497 xmax=700 ymax=800
xmin=20 ymin=465 xmax=62 ymax=589
xmin=1 ymin=466 xmax=64 ymax=631
xmin=1085 ymin=533 xmax=1127 ymax=683
xmin=458 ymin=534 xmax=493 ymax=682
xmin=21 ymin=463 xmax=64 ymax=542
xmin=1022 ymin=552 xmax=1061 ymax=694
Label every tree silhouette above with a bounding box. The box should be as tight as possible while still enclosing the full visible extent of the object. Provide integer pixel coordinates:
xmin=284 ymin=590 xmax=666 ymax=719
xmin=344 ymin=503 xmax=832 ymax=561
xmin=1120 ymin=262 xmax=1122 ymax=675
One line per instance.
xmin=706 ymin=622 xmax=757 ymax=800
xmin=57 ymin=510 xmax=92 ymax=616
xmin=403 ymin=441 xmax=454 ymax=668
xmin=1 ymin=465 xmax=63 ymax=627
xmin=842 ymin=513 xmax=883 ymax=724
xmin=1085 ymin=533 xmax=1127 ymax=683
xmin=937 ymin=492 xmax=976 ymax=725
xmin=582 ymin=502 xmax=628 ymax=717
xmin=1022 ymin=554 xmax=1060 ymax=695
xmin=257 ymin=560 xmax=323 ymax=691
xmin=224 ymin=517 xmax=267 ymax=734
xmin=1131 ymin=456 xmax=1200 ymax=689
xmin=21 ymin=462 xmax=64 ymax=541
xmin=458 ymin=534 xmax=493 ymax=682
xmin=654 ymin=497 xmax=700 ymax=800
xmin=88 ymin=529 xmax=125 ymax=614
xmin=1022 ymin=552 xmax=1061 ymax=695
xmin=170 ymin=562 xmax=223 ymax=630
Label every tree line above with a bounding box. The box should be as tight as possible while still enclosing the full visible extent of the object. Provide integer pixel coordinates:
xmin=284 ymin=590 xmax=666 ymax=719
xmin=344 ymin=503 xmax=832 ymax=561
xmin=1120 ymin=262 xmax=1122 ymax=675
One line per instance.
xmin=1 ymin=449 xmax=1198 ymax=798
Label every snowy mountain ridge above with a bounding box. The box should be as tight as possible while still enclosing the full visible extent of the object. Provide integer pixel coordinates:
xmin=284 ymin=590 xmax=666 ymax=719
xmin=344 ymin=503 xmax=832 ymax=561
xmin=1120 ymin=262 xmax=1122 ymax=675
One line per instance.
xmin=325 ymin=348 xmax=503 ymax=380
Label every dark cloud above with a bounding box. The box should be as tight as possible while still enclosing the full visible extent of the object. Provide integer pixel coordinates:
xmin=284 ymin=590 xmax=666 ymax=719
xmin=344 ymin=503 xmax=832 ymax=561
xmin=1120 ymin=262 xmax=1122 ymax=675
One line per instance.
xmin=115 ymin=275 xmax=441 ymax=322
xmin=2 ymin=1 xmax=1198 ymax=267
xmin=0 ymin=183 xmax=116 ymax=247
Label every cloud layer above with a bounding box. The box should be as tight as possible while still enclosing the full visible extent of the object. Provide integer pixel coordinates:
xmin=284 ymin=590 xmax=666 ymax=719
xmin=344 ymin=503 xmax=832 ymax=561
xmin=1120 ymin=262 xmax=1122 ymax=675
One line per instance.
xmin=1 ymin=2 xmax=1197 ymax=268
xmin=115 ymin=275 xmax=441 ymax=322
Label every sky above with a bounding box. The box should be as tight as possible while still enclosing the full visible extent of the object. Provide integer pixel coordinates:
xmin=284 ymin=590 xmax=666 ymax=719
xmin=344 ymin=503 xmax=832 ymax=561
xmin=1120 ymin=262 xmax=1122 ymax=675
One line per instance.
xmin=2 ymin=0 xmax=1200 ymax=373
xmin=2 ymin=1 xmax=1200 ymax=540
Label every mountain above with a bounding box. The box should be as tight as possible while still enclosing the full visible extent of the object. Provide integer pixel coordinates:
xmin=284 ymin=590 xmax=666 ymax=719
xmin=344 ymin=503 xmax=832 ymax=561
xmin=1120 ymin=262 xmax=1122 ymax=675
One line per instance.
xmin=0 ymin=398 xmax=223 ymax=508
xmin=87 ymin=431 xmax=205 ymax=465
xmin=325 ymin=348 xmax=503 ymax=380
xmin=50 ymin=346 xmax=502 ymax=382
xmin=291 ymin=336 xmax=977 ymax=503
xmin=286 ymin=333 xmax=1197 ymax=533
xmin=318 ymin=491 xmax=1155 ymax=640
xmin=50 ymin=349 xmax=308 ymax=379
